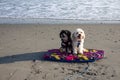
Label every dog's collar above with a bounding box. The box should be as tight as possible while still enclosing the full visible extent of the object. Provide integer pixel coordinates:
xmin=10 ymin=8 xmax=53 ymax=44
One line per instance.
xmin=77 ymin=41 xmax=81 ymax=47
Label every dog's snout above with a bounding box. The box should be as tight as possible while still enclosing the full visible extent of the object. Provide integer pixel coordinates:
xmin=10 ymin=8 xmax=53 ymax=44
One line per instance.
xmin=77 ymin=34 xmax=81 ymax=38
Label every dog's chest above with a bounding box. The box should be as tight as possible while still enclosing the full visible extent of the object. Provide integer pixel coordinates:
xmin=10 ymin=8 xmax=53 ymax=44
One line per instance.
xmin=62 ymin=42 xmax=71 ymax=46
xmin=74 ymin=41 xmax=83 ymax=47
xmin=77 ymin=41 xmax=81 ymax=47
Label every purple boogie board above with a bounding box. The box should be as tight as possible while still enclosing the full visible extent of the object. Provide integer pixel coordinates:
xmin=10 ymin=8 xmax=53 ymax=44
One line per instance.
xmin=43 ymin=49 xmax=104 ymax=63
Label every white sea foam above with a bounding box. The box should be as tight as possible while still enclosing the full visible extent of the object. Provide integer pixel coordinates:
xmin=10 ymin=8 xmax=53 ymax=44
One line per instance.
xmin=0 ymin=0 xmax=120 ymax=20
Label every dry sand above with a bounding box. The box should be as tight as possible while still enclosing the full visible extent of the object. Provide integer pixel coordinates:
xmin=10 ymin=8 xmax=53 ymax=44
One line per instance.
xmin=0 ymin=24 xmax=120 ymax=80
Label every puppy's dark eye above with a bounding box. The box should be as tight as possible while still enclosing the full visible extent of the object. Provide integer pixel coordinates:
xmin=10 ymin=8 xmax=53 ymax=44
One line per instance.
xmin=62 ymin=35 xmax=65 ymax=38
xmin=76 ymin=32 xmax=78 ymax=34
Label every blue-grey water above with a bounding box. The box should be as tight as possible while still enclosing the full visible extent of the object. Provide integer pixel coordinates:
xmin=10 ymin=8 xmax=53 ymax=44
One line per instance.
xmin=0 ymin=0 xmax=120 ymax=21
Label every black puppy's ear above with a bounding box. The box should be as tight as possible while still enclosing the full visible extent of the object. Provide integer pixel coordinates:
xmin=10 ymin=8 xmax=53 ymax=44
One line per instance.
xmin=72 ymin=32 xmax=75 ymax=40
xmin=67 ymin=30 xmax=71 ymax=37
xmin=59 ymin=30 xmax=65 ymax=38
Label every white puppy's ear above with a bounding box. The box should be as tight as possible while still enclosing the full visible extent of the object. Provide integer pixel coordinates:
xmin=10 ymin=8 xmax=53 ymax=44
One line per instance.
xmin=72 ymin=32 xmax=76 ymax=41
xmin=82 ymin=32 xmax=85 ymax=39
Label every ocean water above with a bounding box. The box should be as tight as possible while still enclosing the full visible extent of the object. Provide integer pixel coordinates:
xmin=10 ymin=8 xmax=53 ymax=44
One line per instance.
xmin=0 ymin=0 xmax=120 ymax=21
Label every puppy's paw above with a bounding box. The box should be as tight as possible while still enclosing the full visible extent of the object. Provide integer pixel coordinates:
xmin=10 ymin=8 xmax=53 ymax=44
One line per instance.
xmin=73 ymin=51 xmax=78 ymax=54
xmin=60 ymin=47 xmax=65 ymax=52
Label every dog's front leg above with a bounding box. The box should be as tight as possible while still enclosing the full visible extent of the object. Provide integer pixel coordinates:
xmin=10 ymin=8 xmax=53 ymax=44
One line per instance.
xmin=78 ymin=46 xmax=84 ymax=54
xmin=73 ymin=47 xmax=77 ymax=54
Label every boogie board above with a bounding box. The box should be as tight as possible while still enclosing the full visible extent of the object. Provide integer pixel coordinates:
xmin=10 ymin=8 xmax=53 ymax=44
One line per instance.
xmin=43 ymin=49 xmax=104 ymax=63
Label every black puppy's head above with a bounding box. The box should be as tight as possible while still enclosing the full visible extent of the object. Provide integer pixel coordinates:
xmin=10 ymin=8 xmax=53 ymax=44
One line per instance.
xmin=60 ymin=30 xmax=71 ymax=42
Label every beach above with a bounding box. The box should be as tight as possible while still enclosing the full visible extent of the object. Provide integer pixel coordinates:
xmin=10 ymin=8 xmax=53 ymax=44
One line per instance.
xmin=0 ymin=24 xmax=120 ymax=80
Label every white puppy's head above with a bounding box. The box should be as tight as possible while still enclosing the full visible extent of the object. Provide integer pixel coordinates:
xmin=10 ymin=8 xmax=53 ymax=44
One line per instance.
xmin=72 ymin=28 xmax=85 ymax=41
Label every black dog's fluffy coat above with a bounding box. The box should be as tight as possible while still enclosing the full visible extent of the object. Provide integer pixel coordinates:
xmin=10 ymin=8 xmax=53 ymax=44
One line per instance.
xmin=59 ymin=30 xmax=73 ymax=53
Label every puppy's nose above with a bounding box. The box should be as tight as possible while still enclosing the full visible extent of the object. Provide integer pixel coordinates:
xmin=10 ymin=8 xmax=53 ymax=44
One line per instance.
xmin=78 ymin=34 xmax=81 ymax=38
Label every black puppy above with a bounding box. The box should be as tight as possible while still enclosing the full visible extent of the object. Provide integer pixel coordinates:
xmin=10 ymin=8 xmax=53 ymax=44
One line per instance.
xmin=59 ymin=30 xmax=73 ymax=53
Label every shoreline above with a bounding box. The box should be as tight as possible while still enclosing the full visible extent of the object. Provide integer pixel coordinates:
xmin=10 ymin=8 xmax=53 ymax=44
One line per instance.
xmin=0 ymin=18 xmax=120 ymax=24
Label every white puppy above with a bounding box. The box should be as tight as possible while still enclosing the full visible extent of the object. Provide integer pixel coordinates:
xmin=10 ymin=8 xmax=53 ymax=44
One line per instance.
xmin=72 ymin=28 xmax=85 ymax=54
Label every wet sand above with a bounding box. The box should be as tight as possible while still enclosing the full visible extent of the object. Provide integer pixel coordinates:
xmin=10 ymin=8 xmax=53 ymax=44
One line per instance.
xmin=0 ymin=24 xmax=120 ymax=80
